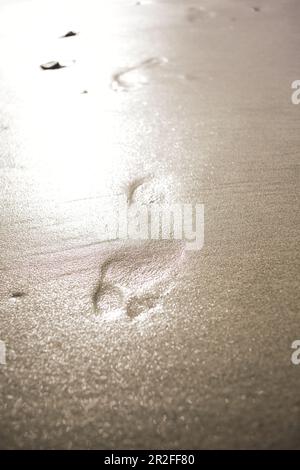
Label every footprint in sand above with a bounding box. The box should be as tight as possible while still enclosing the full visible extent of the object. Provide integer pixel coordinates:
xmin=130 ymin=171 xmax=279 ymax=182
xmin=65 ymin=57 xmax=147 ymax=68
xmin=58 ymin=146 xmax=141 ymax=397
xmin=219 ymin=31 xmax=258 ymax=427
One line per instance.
xmin=92 ymin=174 xmax=185 ymax=319
xmin=111 ymin=57 xmax=168 ymax=92
xmin=92 ymin=240 xmax=185 ymax=319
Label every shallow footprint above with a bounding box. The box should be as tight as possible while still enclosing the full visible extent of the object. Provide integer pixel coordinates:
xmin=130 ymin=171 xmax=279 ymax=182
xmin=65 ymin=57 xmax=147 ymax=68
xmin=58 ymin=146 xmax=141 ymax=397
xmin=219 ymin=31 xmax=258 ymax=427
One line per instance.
xmin=92 ymin=240 xmax=185 ymax=319
xmin=111 ymin=57 xmax=168 ymax=91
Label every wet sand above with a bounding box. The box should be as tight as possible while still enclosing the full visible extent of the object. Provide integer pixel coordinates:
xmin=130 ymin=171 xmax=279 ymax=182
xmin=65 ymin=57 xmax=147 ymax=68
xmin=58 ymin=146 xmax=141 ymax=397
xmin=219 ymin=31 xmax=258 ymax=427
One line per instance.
xmin=0 ymin=0 xmax=300 ymax=449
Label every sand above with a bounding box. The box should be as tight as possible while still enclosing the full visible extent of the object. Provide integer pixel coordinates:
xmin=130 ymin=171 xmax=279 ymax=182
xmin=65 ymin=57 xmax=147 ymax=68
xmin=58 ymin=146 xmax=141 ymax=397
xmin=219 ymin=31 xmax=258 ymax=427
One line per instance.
xmin=0 ymin=0 xmax=299 ymax=449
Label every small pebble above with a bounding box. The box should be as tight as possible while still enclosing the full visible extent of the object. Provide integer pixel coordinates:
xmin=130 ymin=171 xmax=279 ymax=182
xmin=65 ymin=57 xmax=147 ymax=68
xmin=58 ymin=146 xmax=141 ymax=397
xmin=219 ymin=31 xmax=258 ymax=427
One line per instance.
xmin=10 ymin=291 xmax=27 ymax=300
xmin=40 ymin=61 xmax=66 ymax=70
xmin=61 ymin=31 xmax=78 ymax=38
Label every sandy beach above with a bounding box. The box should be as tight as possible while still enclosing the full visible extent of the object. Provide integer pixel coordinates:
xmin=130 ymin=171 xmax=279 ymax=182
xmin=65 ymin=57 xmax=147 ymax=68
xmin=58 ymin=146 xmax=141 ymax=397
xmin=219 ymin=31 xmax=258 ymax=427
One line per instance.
xmin=0 ymin=0 xmax=299 ymax=449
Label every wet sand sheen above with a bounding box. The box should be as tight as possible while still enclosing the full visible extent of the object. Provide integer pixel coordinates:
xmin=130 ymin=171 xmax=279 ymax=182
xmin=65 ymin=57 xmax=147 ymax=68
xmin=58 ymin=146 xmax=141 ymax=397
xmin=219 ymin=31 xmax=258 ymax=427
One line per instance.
xmin=0 ymin=0 xmax=299 ymax=449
